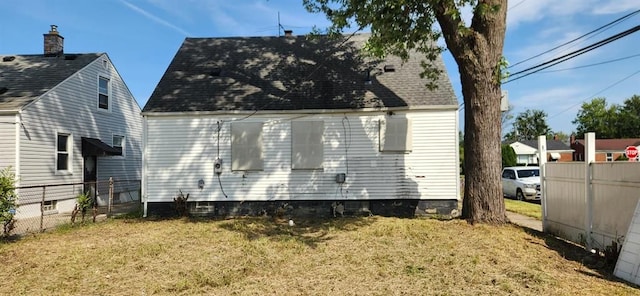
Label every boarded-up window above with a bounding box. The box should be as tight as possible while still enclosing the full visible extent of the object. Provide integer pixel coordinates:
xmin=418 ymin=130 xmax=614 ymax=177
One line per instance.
xmin=291 ymin=121 xmax=324 ymax=169
xmin=231 ymin=122 xmax=264 ymax=171
xmin=379 ymin=118 xmax=412 ymax=152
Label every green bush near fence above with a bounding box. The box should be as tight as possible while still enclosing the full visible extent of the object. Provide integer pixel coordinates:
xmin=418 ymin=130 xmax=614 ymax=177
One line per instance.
xmin=0 ymin=167 xmax=17 ymax=236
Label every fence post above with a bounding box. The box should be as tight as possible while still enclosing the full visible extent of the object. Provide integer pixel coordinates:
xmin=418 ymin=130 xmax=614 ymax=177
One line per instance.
xmin=108 ymin=177 xmax=114 ymax=218
xmin=585 ymin=132 xmax=596 ymax=251
xmin=40 ymin=186 xmax=45 ymax=233
xmin=538 ymin=135 xmax=547 ymax=232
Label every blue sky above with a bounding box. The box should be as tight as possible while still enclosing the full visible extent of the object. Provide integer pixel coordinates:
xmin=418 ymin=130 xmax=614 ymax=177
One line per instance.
xmin=1 ymin=0 xmax=639 ymax=135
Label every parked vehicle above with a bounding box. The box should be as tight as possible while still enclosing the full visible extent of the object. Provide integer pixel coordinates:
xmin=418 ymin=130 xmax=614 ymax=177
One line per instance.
xmin=502 ymin=166 xmax=540 ymax=201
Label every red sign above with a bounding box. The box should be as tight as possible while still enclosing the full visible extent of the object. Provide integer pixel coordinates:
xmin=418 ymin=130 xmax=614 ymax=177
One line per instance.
xmin=625 ymin=146 xmax=638 ymax=161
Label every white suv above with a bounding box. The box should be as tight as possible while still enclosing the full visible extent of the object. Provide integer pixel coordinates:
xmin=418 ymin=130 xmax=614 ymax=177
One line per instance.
xmin=502 ymin=166 xmax=540 ymax=201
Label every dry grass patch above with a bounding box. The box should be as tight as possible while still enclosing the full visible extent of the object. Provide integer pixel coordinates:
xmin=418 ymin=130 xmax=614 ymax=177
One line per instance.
xmin=0 ymin=216 xmax=637 ymax=295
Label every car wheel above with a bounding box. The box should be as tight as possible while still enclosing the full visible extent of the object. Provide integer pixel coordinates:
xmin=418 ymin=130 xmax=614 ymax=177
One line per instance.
xmin=516 ymin=189 xmax=525 ymax=201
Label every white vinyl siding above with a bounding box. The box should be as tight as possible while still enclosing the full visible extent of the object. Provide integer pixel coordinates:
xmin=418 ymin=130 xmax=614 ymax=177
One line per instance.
xmin=379 ymin=117 xmax=412 ymax=152
xmin=0 ymin=115 xmax=16 ymax=169
xmin=16 ymin=54 xmax=142 ymax=197
xmin=291 ymin=121 xmax=323 ymax=169
xmin=143 ymin=109 xmax=458 ymax=203
xmin=231 ymin=122 xmax=264 ymax=171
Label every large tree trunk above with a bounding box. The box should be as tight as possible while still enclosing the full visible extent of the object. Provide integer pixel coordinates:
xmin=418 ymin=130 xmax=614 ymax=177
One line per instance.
xmin=460 ymin=63 xmax=506 ymax=223
xmin=435 ymin=0 xmax=508 ymax=224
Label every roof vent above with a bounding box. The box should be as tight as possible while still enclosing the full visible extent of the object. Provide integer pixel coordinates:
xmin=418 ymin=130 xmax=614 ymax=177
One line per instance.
xmin=64 ymin=54 xmax=78 ymax=60
xmin=364 ymin=70 xmax=372 ymax=85
xmin=0 ymin=87 xmax=8 ymax=95
xmin=284 ymin=30 xmax=293 ymax=37
xmin=209 ymin=68 xmax=222 ymax=77
xmin=383 ymin=64 xmax=395 ymax=73
xmin=2 ymin=56 xmax=15 ymax=62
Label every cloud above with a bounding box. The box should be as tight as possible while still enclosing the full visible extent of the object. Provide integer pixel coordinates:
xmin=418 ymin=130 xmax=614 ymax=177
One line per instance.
xmin=592 ymin=0 xmax=640 ymax=14
xmin=119 ymin=0 xmax=191 ymax=36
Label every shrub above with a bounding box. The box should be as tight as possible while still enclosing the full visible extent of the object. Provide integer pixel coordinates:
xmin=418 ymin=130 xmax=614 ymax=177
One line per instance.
xmin=502 ymin=144 xmax=517 ymax=168
xmin=0 ymin=167 xmax=17 ymax=236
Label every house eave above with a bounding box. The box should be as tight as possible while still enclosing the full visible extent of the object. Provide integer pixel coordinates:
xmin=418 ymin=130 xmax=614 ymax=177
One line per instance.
xmin=141 ymin=104 xmax=458 ymax=117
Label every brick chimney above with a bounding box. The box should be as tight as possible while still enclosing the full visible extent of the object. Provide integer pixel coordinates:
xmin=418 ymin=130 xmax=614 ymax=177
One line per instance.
xmin=284 ymin=30 xmax=293 ymax=37
xmin=43 ymin=25 xmax=64 ymax=57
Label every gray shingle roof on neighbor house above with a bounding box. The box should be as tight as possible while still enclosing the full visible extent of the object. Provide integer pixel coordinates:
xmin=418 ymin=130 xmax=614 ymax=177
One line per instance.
xmin=143 ymin=33 xmax=457 ymax=113
xmin=520 ymin=140 xmax=573 ymax=151
xmin=0 ymin=53 xmax=102 ymax=111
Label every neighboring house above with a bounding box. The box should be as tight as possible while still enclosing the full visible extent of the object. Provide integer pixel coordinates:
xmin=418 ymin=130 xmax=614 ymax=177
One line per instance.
xmin=142 ymin=32 xmax=459 ymax=218
xmin=0 ymin=26 xmax=142 ymax=218
xmin=509 ymin=138 xmax=574 ymax=165
xmin=571 ymin=136 xmax=640 ymax=161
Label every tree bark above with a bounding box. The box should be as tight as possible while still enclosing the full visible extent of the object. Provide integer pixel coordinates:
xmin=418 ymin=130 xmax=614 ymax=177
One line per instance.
xmin=435 ymin=0 xmax=508 ymax=224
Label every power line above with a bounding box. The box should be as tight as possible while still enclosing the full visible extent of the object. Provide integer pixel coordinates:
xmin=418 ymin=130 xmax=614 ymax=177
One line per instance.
xmin=504 ymin=25 xmax=640 ymax=84
xmin=548 ymin=69 xmax=640 ymax=119
xmin=509 ymin=9 xmax=640 ymax=69
xmin=508 ymin=0 xmax=528 ymax=11
xmin=537 ymin=53 xmax=640 ymax=73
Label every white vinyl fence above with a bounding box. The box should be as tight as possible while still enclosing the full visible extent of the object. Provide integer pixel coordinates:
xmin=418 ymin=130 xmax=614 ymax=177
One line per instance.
xmin=541 ymin=133 xmax=640 ymax=252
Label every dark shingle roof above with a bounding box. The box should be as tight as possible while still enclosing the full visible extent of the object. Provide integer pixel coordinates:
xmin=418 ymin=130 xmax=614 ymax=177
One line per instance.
xmin=0 ymin=53 xmax=101 ymax=111
xmin=575 ymin=138 xmax=640 ymax=151
xmin=520 ymin=140 xmax=573 ymax=151
xmin=143 ymin=34 xmax=457 ymax=113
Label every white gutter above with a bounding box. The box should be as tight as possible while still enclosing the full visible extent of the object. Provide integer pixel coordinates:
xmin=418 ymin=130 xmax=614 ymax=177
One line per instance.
xmin=141 ymin=104 xmax=459 ymax=117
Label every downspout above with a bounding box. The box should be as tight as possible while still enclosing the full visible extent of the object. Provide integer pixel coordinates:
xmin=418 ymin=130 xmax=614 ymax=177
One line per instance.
xmin=142 ymin=115 xmax=148 ymax=217
xmin=14 ymin=112 xmax=21 ymax=187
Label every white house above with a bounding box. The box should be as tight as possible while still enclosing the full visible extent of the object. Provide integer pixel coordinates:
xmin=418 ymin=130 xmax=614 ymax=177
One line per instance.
xmin=0 ymin=26 xmax=143 ymax=218
xmin=142 ymin=33 xmax=459 ymax=217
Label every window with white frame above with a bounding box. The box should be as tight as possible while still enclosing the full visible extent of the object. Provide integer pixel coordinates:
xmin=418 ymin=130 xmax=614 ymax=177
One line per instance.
xmin=379 ymin=118 xmax=412 ymax=152
xmin=113 ymin=134 xmax=125 ymax=156
xmin=98 ymin=76 xmax=110 ymax=110
xmin=606 ymin=152 xmax=613 ymax=162
xmin=231 ymin=122 xmax=264 ymax=171
xmin=57 ymin=133 xmax=71 ymax=171
xmin=291 ymin=121 xmax=324 ymax=169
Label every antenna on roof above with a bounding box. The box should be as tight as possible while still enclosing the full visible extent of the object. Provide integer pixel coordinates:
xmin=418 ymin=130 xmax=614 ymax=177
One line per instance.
xmin=278 ymin=11 xmax=286 ymax=37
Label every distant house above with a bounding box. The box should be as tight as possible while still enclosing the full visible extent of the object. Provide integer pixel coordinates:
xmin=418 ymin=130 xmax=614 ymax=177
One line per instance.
xmin=141 ymin=33 xmax=460 ymax=218
xmin=509 ymin=138 xmax=573 ymax=165
xmin=571 ymin=136 xmax=640 ymax=161
xmin=0 ymin=26 xmax=142 ymax=218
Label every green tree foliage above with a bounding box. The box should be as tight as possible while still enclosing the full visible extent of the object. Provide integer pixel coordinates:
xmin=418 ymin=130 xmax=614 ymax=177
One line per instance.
xmin=571 ymin=96 xmax=640 ymax=139
xmin=616 ymin=95 xmax=640 ymax=138
xmin=501 ymin=144 xmax=517 ymax=168
xmin=504 ymin=109 xmax=552 ymax=142
xmin=572 ymin=98 xmax=618 ymax=139
xmin=0 ymin=167 xmax=17 ymax=236
xmin=305 ymin=0 xmax=508 ymax=224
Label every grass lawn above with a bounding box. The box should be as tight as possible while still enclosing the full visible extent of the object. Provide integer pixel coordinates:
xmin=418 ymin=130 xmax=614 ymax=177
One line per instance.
xmin=505 ymin=198 xmax=542 ymax=220
xmin=1 ymin=216 xmax=636 ymax=295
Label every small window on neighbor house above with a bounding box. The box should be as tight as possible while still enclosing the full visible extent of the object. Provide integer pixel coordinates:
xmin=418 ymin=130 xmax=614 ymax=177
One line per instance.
xmin=98 ymin=76 xmax=110 ymax=110
xmin=42 ymin=200 xmax=57 ymax=212
xmin=57 ymin=133 xmax=71 ymax=171
xmin=291 ymin=121 xmax=324 ymax=169
xmin=113 ymin=135 xmax=125 ymax=156
xmin=231 ymin=122 xmax=264 ymax=171
xmin=606 ymin=153 xmax=613 ymax=162
xmin=379 ymin=118 xmax=412 ymax=152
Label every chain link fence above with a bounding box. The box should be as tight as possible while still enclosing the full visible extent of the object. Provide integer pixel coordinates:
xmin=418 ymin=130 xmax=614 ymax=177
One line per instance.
xmin=11 ymin=178 xmax=140 ymax=236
